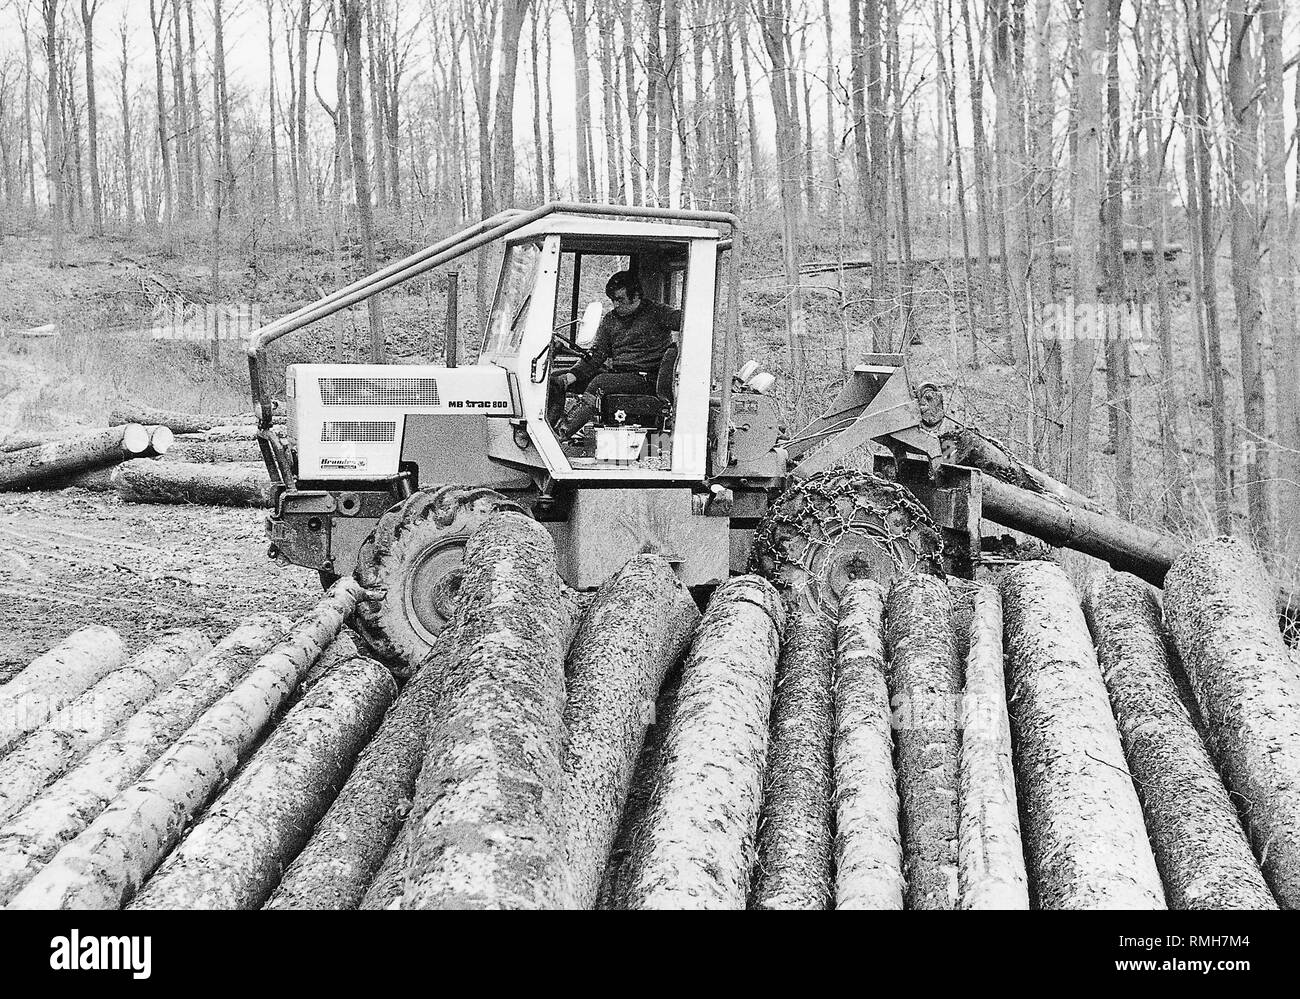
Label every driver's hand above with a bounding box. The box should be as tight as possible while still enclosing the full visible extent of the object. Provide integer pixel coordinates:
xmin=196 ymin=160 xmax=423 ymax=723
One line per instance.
xmin=557 ymin=373 xmax=577 ymax=388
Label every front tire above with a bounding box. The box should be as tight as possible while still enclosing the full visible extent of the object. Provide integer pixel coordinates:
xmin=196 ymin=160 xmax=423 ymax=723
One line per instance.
xmin=353 ymin=485 xmax=525 ymax=675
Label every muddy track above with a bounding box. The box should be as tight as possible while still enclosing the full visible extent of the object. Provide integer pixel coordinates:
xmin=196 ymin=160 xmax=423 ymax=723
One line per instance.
xmin=0 ymin=490 xmax=320 ymax=681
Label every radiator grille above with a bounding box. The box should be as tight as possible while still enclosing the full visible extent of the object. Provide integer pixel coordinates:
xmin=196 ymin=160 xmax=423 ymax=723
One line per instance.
xmin=321 ymin=421 xmax=397 ymax=443
xmin=318 ymin=377 xmax=439 ymax=406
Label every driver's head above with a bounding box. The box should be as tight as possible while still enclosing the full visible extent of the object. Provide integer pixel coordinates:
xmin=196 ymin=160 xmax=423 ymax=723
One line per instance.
xmin=605 ymin=271 xmax=643 ymax=318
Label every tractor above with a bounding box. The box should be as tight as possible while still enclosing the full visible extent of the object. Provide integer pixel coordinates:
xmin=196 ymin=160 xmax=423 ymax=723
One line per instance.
xmin=247 ymin=203 xmax=988 ymax=668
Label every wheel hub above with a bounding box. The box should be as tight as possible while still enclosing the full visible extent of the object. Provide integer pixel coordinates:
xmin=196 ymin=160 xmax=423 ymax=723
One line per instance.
xmin=403 ymin=537 xmax=468 ymax=645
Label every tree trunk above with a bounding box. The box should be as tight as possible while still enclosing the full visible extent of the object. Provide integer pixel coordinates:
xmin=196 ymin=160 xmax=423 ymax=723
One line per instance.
xmin=267 ymin=633 xmax=455 ymax=910
xmin=960 ymin=0 xmax=994 ymax=341
xmin=866 ymin=0 xmax=890 ymax=349
xmin=571 ymin=0 xmax=595 ymax=201
xmin=80 ymin=0 xmax=103 ymax=233
xmin=268 ymin=0 xmax=281 ymax=214
xmin=623 ymin=576 xmax=784 ymax=910
xmin=296 ymin=0 xmax=310 ymax=215
xmin=530 ymin=2 xmax=547 ymax=200
xmin=0 ymin=614 xmax=289 ymax=907
xmin=186 ymin=0 xmax=203 ymax=209
xmin=1263 ymin=1 xmax=1298 ymax=559
xmin=955 ymin=584 xmax=1028 ymax=909
xmin=751 ymin=610 xmax=834 ymax=910
xmin=44 ymin=0 xmax=66 ymax=259
xmin=0 ymin=625 xmax=126 ymax=755
xmin=10 ymin=585 xmax=359 ymax=910
xmin=1164 ymin=538 xmax=1300 ymax=908
xmin=1227 ymin=10 xmax=1269 ymax=550
xmin=937 ymin=0 xmax=979 ymax=364
xmin=738 ymin=2 xmax=764 ymax=208
xmin=848 ymin=0 xmax=870 ymax=211
xmin=597 ymin=2 xmax=622 ymax=204
xmin=169 ymin=0 xmax=191 ymax=217
xmin=1083 ymin=572 xmax=1275 ymax=910
xmin=1032 ymin=0 xmax=1061 ymax=469
xmin=117 ymin=25 xmax=134 ymax=226
xmin=885 ymin=574 xmax=960 ymax=910
xmin=1000 ymin=561 xmax=1165 ymax=909
xmin=493 ymin=0 xmax=530 ymax=208
xmin=562 ymin=555 xmax=699 ymax=909
xmin=832 ymin=579 xmax=903 ymax=910
xmin=0 ymin=631 xmax=209 ymax=826
xmin=78 ymin=459 xmax=275 ymax=507
xmin=620 ymin=1 xmax=642 ymax=203
xmin=344 ymin=0 xmax=384 ymax=361
xmin=0 ymin=426 xmax=149 ymax=490
xmin=131 ymin=656 xmax=395 ymax=909
xmin=403 ymin=514 xmax=574 ymax=909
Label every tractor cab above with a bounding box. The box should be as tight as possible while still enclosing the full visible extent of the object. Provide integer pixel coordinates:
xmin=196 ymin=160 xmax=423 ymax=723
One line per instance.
xmin=479 ymin=214 xmax=723 ymax=481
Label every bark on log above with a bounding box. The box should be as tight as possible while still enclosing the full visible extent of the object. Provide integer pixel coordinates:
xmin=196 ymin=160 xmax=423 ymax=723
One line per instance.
xmin=9 ymin=582 xmax=359 ymax=909
xmin=1000 ymin=561 xmax=1166 ymax=909
xmin=403 ymin=513 xmax=573 ymax=910
xmin=131 ymin=655 xmax=396 ymax=909
xmin=1164 ymin=538 xmax=1300 ymax=908
xmin=299 ymin=630 xmax=363 ymax=695
xmin=832 ymin=579 xmax=904 ymax=910
xmin=0 ymin=427 xmax=147 ymax=490
xmin=623 ymin=575 xmax=785 ymax=910
xmin=942 ymin=426 xmax=1103 ymax=511
xmin=594 ymin=670 xmax=683 ymax=910
xmin=561 ymin=555 xmax=699 ymax=909
xmin=1083 ymin=571 xmax=1275 ymax=910
xmin=107 ymin=403 xmax=282 ymax=434
xmin=1 ymin=428 xmax=98 ymax=453
xmin=358 ymin=824 xmax=408 ymax=911
xmin=0 ymin=626 xmax=127 ymax=755
xmin=266 ymin=630 xmax=458 ymax=911
xmin=86 ymin=458 xmax=274 ymax=507
xmin=751 ymin=609 xmax=835 ymax=910
xmin=0 ymin=614 xmax=289 ymax=905
xmin=886 ymin=573 xmax=962 ymax=910
xmin=0 ymin=630 xmax=210 ymax=825
xmin=956 ymin=584 xmax=1029 ymax=909
xmin=164 ymin=440 xmax=263 ymax=464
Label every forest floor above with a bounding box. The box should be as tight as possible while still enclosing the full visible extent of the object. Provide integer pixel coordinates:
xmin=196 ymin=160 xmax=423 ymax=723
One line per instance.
xmin=0 ymin=213 xmax=1291 ymax=666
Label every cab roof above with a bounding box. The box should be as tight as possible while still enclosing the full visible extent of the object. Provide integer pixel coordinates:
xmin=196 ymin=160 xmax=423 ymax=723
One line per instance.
xmin=505 ymin=213 xmax=722 ymax=246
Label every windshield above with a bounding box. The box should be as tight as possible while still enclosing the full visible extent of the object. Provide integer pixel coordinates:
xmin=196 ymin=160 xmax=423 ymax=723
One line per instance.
xmin=481 ymin=241 xmax=543 ymax=359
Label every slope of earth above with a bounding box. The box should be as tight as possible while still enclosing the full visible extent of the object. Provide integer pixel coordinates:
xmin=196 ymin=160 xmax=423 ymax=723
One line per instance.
xmin=0 ymin=489 xmax=320 ymax=681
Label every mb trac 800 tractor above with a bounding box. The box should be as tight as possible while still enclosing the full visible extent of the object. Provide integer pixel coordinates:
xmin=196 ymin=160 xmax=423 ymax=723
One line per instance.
xmin=247 ymin=204 xmax=981 ymax=667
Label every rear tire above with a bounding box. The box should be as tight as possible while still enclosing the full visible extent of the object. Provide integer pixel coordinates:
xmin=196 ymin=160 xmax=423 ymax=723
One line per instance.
xmin=750 ymin=468 xmax=942 ymax=618
xmin=353 ymin=486 xmax=525 ymax=675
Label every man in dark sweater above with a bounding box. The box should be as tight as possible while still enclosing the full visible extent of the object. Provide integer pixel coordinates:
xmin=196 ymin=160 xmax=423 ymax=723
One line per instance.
xmin=551 ymin=270 xmax=681 ymax=440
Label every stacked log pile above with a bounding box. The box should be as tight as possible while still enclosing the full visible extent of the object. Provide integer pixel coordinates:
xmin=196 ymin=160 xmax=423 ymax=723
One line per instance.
xmin=3 ymin=527 xmax=1298 ymax=910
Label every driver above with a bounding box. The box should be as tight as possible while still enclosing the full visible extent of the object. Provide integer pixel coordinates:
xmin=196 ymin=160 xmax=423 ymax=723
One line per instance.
xmin=551 ymin=270 xmax=681 ymax=441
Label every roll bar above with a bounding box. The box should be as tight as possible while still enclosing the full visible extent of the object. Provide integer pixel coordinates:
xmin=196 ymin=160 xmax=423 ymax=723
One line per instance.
xmin=246 ymin=202 xmax=743 ymax=478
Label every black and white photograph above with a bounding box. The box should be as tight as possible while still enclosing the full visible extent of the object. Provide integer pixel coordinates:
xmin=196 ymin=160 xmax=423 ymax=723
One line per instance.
xmin=0 ymin=0 xmax=1292 ymax=964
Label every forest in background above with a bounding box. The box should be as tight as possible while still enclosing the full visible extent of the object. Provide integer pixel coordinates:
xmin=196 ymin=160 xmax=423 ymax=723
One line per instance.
xmin=0 ymin=0 xmax=1299 ymax=569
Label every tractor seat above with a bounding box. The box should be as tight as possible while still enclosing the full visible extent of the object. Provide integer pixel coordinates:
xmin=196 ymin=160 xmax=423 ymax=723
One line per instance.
xmin=600 ymin=393 xmax=669 ymax=431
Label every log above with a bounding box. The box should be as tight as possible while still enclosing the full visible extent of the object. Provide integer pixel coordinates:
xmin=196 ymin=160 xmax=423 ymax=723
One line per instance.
xmin=981 ymin=477 xmax=1300 ymax=625
xmin=1 ymin=428 xmax=97 ymax=453
xmin=623 ymin=575 xmax=785 ymax=910
xmin=0 ymin=614 xmax=289 ymax=906
xmin=0 ymin=427 xmax=146 ymax=490
xmin=89 ymin=459 xmax=274 ymax=507
xmin=1163 ymin=538 xmax=1300 ymax=908
xmin=163 ymin=439 xmax=263 ymax=464
xmin=266 ymin=630 xmax=457 ymax=911
xmin=131 ymin=655 xmax=396 ymax=909
xmin=403 ymin=513 xmax=574 ymax=910
xmin=358 ymin=825 xmax=408 ymax=911
xmin=561 ymin=554 xmax=699 ymax=909
xmin=750 ymin=609 xmax=835 ymax=910
xmin=1000 ymin=561 xmax=1166 ymax=909
xmin=299 ymin=630 xmax=363 ymax=694
xmin=1083 ymin=571 xmax=1275 ymax=910
xmin=942 ymin=426 xmax=1103 ymax=512
xmin=956 ymin=584 xmax=1029 ymax=909
xmin=147 ymin=426 xmax=174 ymax=456
xmin=832 ymin=580 xmax=903 ymax=909
xmin=885 ymin=573 xmax=962 ymax=910
xmin=9 ymin=581 xmax=359 ymax=909
xmin=108 ymin=403 xmax=257 ymax=435
xmin=0 ymin=626 xmax=127 ymax=755
xmin=0 ymin=630 xmax=210 ymax=825
xmin=594 ymin=670 xmax=683 ymax=910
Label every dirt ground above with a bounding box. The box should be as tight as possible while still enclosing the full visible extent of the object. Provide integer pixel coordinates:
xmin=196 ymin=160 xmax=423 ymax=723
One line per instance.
xmin=0 ymin=488 xmax=321 ymax=682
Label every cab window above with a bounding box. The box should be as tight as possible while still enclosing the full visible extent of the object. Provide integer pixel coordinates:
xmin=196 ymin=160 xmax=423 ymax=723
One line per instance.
xmin=481 ymin=240 xmax=543 ymax=359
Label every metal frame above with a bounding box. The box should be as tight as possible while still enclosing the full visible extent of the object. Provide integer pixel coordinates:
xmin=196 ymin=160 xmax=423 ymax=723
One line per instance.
xmin=247 ymin=202 xmax=743 ymax=483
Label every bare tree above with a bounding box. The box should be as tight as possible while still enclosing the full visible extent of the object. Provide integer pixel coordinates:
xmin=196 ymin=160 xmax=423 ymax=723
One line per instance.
xmin=148 ymin=0 xmax=172 ymax=226
xmin=117 ymin=15 xmax=134 ymax=226
xmin=42 ymin=0 xmax=64 ymax=260
xmin=78 ymin=0 xmax=102 ymax=233
xmin=344 ymin=0 xmax=384 ymax=360
xmin=495 ymin=0 xmax=531 ymax=207
xmin=1262 ymin=0 xmax=1298 ymax=557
